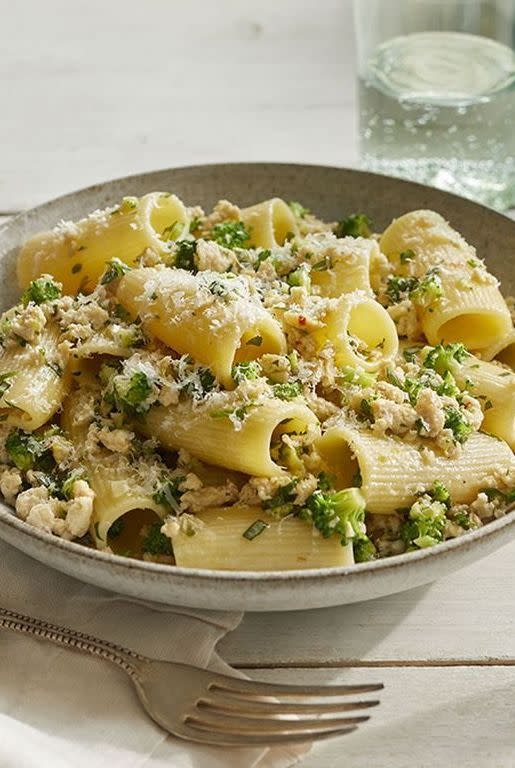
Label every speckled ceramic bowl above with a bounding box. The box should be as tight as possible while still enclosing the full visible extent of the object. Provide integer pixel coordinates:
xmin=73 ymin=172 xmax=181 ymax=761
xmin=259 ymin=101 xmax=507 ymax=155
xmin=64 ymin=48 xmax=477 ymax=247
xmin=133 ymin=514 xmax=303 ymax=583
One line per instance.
xmin=0 ymin=164 xmax=514 ymax=611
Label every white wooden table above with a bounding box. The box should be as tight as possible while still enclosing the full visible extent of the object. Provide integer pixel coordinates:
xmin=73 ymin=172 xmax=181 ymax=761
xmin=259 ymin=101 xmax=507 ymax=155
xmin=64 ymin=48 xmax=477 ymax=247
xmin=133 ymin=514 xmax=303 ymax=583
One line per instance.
xmin=1 ymin=1 xmax=514 ymax=765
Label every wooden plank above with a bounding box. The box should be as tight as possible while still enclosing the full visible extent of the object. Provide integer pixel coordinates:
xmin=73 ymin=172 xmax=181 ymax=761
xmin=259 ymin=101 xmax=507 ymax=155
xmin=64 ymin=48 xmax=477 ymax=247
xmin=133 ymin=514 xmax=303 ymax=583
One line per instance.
xmin=0 ymin=0 xmax=356 ymax=210
xmin=219 ymin=540 xmax=515 ymax=665
xmin=242 ymin=666 xmax=515 ymax=768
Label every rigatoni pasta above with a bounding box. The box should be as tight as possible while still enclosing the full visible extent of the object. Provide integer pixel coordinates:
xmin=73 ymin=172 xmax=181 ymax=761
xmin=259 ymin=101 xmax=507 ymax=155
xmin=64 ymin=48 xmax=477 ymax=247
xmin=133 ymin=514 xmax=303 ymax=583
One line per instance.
xmin=18 ymin=193 xmax=190 ymax=294
xmin=380 ymin=210 xmax=511 ymax=350
xmin=0 ymin=194 xmax=513 ymax=571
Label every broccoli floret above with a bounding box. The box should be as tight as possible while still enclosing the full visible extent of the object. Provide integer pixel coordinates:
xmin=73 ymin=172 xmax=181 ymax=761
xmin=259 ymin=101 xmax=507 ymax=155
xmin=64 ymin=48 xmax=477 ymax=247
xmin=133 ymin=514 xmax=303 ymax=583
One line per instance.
xmin=142 ymin=522 xmax=173 ymax=556
xmin=287 ymin=264 xmax=311 ymax=289
xmin=428 ymin=480 xmax=451 ymax=507
xmin=174 ymin=239 xmax=197 ymax=272
xmin=273 ymin=382 xmax=302 ymax=400
xmin=21 ymin=277 xmax=61 ymax=306
xmin=232 ymin=361 xmax=262 ymax=384
xmin=100 ymin=258 xmax=130 ymax=285
xmin=120 ymin=371 xmax=153 ymax=414
xmin=338 ymin=366 xmax=377 ymax=388
xmin=107 ymin=371 xmax=155 ymax=416
xmin=401 ymin=497 xmax=447 ymax=549
xmin=353 ymin=535 xmax=377 ymax=562
xmin=289 ymin=201 xmax=310 ymax=219
xmin=210 ymin=221 xmax=250 ymax=249
xmin=299 ymin=487 xmax=366 ymax=545
xmin=386 ymin=275 xmax=419 ymax=303
xmin=410 ymin=268 xmax=442 ymax=305
xmin=436 ymin=370 xmax=461 ymax=399
xmin=153 ymin=475 xmax=184 ymax=513
xmin=334 ymin=213 xmax=372 ymax=239
xmin=189 ymin=215 xmax=202 ymax=233
xmin=5 ymin=429 xmax=55 ymax=472
xmin=423 ymin=343 xmax=469 ymax=375
xmin=444 ymin=406 xmax=472 ymax=444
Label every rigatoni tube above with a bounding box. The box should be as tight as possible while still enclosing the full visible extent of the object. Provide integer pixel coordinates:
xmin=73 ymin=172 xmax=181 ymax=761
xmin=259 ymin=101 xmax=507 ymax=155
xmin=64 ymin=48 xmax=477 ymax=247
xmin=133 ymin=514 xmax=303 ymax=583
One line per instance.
xmin=169 ymin=505 xmax=354 ymax=570
xmin=317 ymin=423 xmax=514 ymax=514
xmin=17 ymin=192 xmax=190 ymax=294
xmin=139 ymin=398 xmax=319 ymax=477
xmin=380 ymin=209 xmax=511 ymax=351
xmin=0 ymin=321 xmax=69 ymax=430
xmin=312 ymin=291 xmax=398 ymax=372
xmin=61 ymin=385 xmax=166 ymax=545
xmin=240 ymin=198 xmax=299 ymax=248
xmin=117 ymin=267 xmax=286 ymax=388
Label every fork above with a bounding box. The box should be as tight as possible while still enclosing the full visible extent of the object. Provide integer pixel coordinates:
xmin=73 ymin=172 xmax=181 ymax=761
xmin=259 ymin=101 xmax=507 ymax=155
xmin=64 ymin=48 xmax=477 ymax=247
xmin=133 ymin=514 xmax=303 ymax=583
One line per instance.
xmin=0 ymin=606 xmax=383 ymax=747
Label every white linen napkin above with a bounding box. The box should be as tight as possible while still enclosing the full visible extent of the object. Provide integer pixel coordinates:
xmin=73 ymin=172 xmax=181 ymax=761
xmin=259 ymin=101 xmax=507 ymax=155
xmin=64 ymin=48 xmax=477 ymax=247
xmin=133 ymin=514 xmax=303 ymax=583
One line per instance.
xmin=0 ymin=540 xmax=311 ymax=767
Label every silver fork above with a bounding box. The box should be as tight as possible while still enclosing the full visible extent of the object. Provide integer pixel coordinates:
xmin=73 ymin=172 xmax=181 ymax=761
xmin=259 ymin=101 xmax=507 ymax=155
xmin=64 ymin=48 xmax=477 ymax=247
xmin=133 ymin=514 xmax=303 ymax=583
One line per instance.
xmin=0 ymin=606 xmax=383 ymax=747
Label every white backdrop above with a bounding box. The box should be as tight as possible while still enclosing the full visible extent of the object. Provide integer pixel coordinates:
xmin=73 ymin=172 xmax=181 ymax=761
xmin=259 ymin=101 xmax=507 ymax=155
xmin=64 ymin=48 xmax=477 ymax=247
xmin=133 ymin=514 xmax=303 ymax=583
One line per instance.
xmin=0 ymin=0 xmax=356 ymax=211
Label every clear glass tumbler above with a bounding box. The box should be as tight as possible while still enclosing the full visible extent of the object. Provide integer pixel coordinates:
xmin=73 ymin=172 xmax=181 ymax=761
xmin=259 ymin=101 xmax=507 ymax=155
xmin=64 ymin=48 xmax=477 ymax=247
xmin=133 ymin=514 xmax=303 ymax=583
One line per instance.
xmin=354 ymin=0 xmax=515 ymax=209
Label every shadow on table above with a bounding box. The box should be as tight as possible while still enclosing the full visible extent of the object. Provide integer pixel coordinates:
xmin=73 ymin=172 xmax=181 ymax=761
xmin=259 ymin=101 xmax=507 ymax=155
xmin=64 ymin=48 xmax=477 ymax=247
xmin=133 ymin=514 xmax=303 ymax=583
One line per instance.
xmin=220 ymin=583 xmax=431 ymax=665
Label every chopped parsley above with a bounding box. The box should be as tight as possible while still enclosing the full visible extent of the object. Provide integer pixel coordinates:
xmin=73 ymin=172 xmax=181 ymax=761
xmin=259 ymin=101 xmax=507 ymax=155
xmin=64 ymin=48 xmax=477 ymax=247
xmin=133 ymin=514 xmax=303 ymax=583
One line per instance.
xmin=210 ymin=220 xmax=250 ymax=249
xmin=273 ymin=381 xmax=302 ymax=400
xmin=334 ymin=213 xmax=372 ymax=239
xmin=153 ymin=475 xmax=184 ymax=513
xmin=262 ymin=480 xmax=298 ymax=518
xmin=246 ymin=335 xmax=263 ymax=347
xmin=287 ymin=264 xmax=311 ymax=289
xmin=243 ymin=519 xmax=269 ymax=540
xmin=0 ymin=371 xmax=16 ymax=399
xmin=189 ymin=215 xmax=202 ymax=233
xmin=161 ymin=221 xmax=183 ymax=241
xmin=100 ymin=258 xmax=131 ymax=285
xmin=174 ymin=239 xmax=197 ymax=272
xmin=399 ymin=249 xmax=416 ymax=264
xmin=386 ymin=268 xmax=442 ymax=305
xmin=142 ymin=522 xmax=173 ymax=556
xmin=311 ymin=256 xmax=332 ymax=272
xmin=21 ymin=277 xmax=61 ymax=306
xmin=176 ymin=358 xmax=216 ymax=400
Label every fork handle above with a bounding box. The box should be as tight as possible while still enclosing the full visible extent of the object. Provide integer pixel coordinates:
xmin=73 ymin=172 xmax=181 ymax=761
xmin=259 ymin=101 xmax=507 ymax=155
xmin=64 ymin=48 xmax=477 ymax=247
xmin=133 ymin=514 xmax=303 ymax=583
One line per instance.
xmin=0 ymin=606 xmax=146 ymax=678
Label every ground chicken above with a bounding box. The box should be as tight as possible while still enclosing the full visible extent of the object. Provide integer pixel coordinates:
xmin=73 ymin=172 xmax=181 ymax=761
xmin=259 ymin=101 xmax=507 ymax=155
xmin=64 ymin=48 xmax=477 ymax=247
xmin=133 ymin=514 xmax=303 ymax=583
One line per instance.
xmin=97 ymin=427 xmax=134 ymax=454
xmin=371 ymin=398 xmax=417 ymax=436
xmin=15 ymin=486 xmax=49 ymax=520
xmin=180 ymin=482 xmax=239 ymax=513
xmin=195 ymin=239 xmax=234 ymax=272
xmin=293 ymin=475 xmax=318 ymax=505
xmin=26 ymin=503 xmax=56 ymax=535
xmin=10 ymin=304 xmax=46 ymax=343
xmin=387 ymin=300 xmax=422 ymax=341
xmin=415 ymin=388 xmax=446 ymax=437
xmin=0 ymin=467 xmax=22 ymax=504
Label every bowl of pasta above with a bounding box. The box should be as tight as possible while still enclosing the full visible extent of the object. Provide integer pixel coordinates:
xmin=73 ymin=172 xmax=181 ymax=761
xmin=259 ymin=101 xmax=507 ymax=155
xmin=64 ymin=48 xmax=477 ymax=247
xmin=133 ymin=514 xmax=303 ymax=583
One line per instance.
xmin=0 ymin=163 xmax=513 ymax=611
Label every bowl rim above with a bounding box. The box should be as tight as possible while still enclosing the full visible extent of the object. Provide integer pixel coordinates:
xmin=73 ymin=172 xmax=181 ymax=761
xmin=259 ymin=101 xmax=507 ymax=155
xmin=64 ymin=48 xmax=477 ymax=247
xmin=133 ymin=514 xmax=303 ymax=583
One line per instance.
xmin=1 ymin=160 xmax=514 ymax=583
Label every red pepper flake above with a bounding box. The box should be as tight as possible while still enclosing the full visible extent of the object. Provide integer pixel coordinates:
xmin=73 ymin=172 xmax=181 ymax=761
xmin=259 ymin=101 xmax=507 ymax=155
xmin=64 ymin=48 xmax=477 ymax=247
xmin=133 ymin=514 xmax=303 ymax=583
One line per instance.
xmin=298 ymin=315 xmax=307 ymax=326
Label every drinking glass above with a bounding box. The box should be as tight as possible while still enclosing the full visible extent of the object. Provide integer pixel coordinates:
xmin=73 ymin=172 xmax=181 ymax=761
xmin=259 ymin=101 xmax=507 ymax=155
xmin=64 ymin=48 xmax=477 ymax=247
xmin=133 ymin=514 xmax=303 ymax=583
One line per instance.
xmin=353 ymin=0 xmax=515 ymax=209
